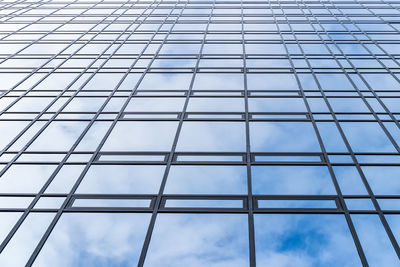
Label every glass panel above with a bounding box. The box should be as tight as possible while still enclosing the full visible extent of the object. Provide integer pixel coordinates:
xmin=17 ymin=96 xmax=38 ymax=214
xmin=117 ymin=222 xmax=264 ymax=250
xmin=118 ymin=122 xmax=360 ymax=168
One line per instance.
xmin=258 ymin=199 xmax=337 ymax=209
xmin=176 ymin=122 xmax=246 ymax=152
xmin=362 ymin=74 xmax=400 ymax=90
xmin=345 ymin=199 xmax=375 ymax=210
xmin=72 ymin=198 xmax=151 ymax=208
xmin=0 ymin=212 xmax=55 ymax=266
xmin=76 ymin=165 xmax=165 ymax=194
xmin=28 ymin=121 xmax=89 ymax=151
xmin=101 ymin=121 xmax=178 ymax=151
xmin=63 ymin=97 xmax=105 ymax=112
xmin=145 ymin=214 xmax=249 ymax=266
xmin=0 ymin=197 xmax=34 ymax=209
xmin=254 ymin=214 xmax=361 ymax=266
xmin=138 ymin=73 xmax=192 ymax=90
xmin=250 ymin=122 xmax=321 ymax=152
xmin=382 ymin=98 xmax=400 ymax=112
xmin=192 ymin=74 xmax=244 ymax=90
xmin=125 ymin=97 xmax=185 ymax=112
xmin=45 ymin=165 xmax=85 ymax=194
xmin=34 ymin=196 xmax=65 ymax=209
xmin=252 ymin=166 xmax=336 ymax=195
xmin=0 ymin=212 xmax=22 ymax=242
xmin=352 ymin=215 xmax=399 ymax=266
xmin=254 ymin=155 xmax=321 ymax=162
xmin=75 ymin=122 xmax=112 ymax=151
xmin=8 ymin=97 xmax=54 ymax=112
xmin=0 ymin=121 xmax=30 ymax=150
xmin=187 ymin=98 xmax=245 ymax=112
xmin=362 ymin=167 xmax=400 ymax=195
xmin=33 ymin=213 xmax=151 ymax=267
xmin=328 ymin=98 xmax=369 ymax=112
xmin=83 ymin=73 xmax=125 ymax=91
xmin=247 ymin=74 xmax=299 ymax=90
xmin=317 ymin=122 xmax=348 ymax=152
xmin=385 ymin=215 xmax=400 ymax=251
xmin=164 ymin=199 xmax=243 ymax=208
xmin=340 ymin=122 xmax=396 ymax=152
xmin=248 ymin=97 xmax=307 ymax=112
xmin=0 ymin=165 xmax=56 ymax=193
xmin=316 ymin=74 xmax=354 ymax=90
xmin=165 ymin=165 xmax=247 ymax=194
xmin=377 ymin=199 xmax=400 ymax=210
xmin=333 ymin=166 xmax=368 ymax=195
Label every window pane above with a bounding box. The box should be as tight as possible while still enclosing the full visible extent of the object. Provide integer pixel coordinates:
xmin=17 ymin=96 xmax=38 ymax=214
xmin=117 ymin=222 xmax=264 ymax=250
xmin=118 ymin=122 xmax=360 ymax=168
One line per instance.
xmin=187 ymin=98 xmax=245 ymax=112
xmin=192 ymin=74 xmax=244 ymax=90
xmin=28 ymin=121 xmax=89 ymax=151
xmin=102 ymin=121 xmax=178 ymax=151
xmin=352 ymin=214 xmax=399 ymax=266
xmin=33 ymin=213 xmax=151 ymax=267
xmin=177 ymin=122 xmax=246 ymax=152
xmin=250 ymin=122 xmax=321 ymax=152
xmin=247 ymin=74 xmax=298 ymax=90
xmin=0 ymin=213 xmax=55 ymax=266
xmin=361 ymin=167 xmax=400 ymax=195
xmin=0 ymin=165 xmax=56 ymax=193
xmin=333 ymin=166 xmax=368 ymax=195
xmin=145 ymin=214 xmax=249 ymax=266
xmin=165 ymin=165 xmax=247 ymax=194
xmin=340 ymin=122 xmax=396 ymax=152
xmin=254 ymin=214 xmax=361 ymax=266
xmin=76 ymin=165 xmax=165 ymax=194
xmin=252 ymin=166 xmax=336 ymax=195
xmin=248 ymin=98 xmax=307 ymax=112
xmin=125 ymin=97 xmax=185 ymax=112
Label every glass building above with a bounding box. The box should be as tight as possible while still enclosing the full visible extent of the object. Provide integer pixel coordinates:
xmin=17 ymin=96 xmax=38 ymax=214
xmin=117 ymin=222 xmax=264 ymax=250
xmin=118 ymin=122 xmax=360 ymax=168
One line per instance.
xmin=0 ymin=0 xmax=400 ymax=266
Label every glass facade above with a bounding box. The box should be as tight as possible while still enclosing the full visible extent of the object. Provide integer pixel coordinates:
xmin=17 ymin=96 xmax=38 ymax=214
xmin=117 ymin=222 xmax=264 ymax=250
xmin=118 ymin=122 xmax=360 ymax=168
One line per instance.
xmin=0 ymin=0 xmax=399 ymax=266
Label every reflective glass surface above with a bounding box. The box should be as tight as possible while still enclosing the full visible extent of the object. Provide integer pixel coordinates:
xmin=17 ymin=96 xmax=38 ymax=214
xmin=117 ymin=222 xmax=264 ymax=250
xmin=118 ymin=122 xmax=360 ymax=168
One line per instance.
xmin=0 ymin=0 xmax=399 ymax=266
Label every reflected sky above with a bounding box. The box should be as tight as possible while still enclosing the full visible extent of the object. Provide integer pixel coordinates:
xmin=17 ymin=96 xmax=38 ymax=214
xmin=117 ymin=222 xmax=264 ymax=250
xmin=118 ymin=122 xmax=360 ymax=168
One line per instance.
xmin=0 ymin=165 xmax=57 ymax=193
xmin=76 ymin=165 xmax=165 ymax=194
xmin=250 ymin=122 xmax=321 ymax=152
xmin=176 ymin=122 xmax=246 ymax=152
xmin=164 ymin=165 xmax=247 ymax=194
xmin=145 ymin=214 xmax=249 ymax=267
xmin=0 ymin=212 xmax=55 ymax=266
xmin=340 ymin=122 xmax=397 ymax=152
xmin=102 ymin=121 xmax=178 ymax=152
xmin=33 ymin=213 xmax=151 ymax=267
xmin=352 ymin=214 xmax=399 ymax=266
xmin=361 ymin=166 xmax=400 ymax=195
xmin=1 ymin=1 xmax=400 ymax=266
xmin=254 ymin=214 xmax=361 ymax=267
xmin=252 ymin=166 xmax=336 ymax=195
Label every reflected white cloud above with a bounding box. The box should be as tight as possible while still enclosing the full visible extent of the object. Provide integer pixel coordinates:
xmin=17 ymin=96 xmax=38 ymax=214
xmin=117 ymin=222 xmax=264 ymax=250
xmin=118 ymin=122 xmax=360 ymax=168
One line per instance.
xmin=33 ymin=213 xmax=151 ymax=267
xmin=27 ymin=121 xmax=89 ymax=151
xmin=176 ymin=122 xmax=246 ymax=152
xmin=0 ymin=212 xmax=55 ymax=266
xmin=101 ymin=121 xmax=178 ymax=151
xmin=0 ymin=165 xmax=56 ymax=193
xmin=145 ymin=214 xmax=249 ymax=267
xmin=164 ymin=165 xmax=247 ymax=194
xmin=252 ymin=166 xmax=336 ymax=195
xmin=250 ymin=122 xmax=321 ymax=152
xmin=352 ymin=214 xmax=399 ymax=266
xmin=76 ymin=165 xmax=165 ymax=194
xmin=254 ymin=214 xmax=361 ymax=267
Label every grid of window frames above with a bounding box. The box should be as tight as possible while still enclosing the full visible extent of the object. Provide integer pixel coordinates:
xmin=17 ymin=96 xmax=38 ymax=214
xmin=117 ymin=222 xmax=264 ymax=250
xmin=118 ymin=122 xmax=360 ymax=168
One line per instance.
xmin=0 ymin=0 xmax=400 ymax=266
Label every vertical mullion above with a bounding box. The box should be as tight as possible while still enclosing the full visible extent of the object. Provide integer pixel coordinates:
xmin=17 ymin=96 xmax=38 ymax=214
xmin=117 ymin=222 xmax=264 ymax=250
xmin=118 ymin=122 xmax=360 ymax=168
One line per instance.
xmin=241 ymin=1 xmax=256 ymax=267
